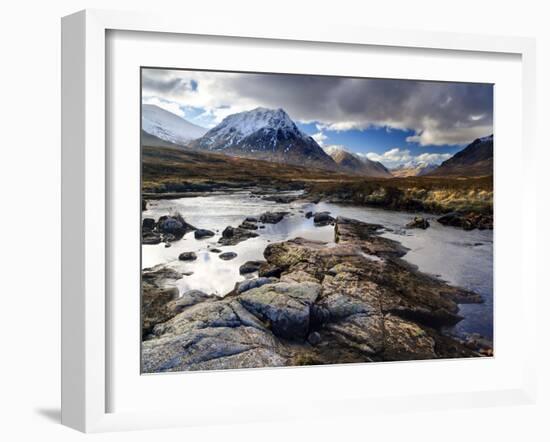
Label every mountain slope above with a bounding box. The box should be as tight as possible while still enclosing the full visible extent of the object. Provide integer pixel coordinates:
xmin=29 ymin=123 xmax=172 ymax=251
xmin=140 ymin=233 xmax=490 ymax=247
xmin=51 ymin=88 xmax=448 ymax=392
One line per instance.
xmin=189 ymin=107 xmax=337 ymax=170
xmin=328 ymin=148 xmax=392 ymax=178
xmin=390 ymin=163 xmax=438 ymax=177
xmin=427 ymin=135 xmax=493 ymax=177
xmin=142 ymin=104 xmax=207 ymax=146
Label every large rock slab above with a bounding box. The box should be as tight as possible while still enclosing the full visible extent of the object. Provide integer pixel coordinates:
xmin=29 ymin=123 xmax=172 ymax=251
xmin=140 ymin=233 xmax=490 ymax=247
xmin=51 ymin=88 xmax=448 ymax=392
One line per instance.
xmin=237 ymin=282 xmax=320 ymax=340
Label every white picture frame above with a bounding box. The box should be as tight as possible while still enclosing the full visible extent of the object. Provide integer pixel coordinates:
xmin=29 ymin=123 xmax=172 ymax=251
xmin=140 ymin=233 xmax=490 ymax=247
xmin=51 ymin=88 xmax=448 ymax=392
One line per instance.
xmin=61 ymin=9 xmax=538 ymax=433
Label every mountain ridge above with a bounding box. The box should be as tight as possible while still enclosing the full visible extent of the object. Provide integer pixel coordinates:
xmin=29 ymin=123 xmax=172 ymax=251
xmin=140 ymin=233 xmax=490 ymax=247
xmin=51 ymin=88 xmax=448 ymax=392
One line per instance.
xmin=142 ymin=104 xmax=207 ymax=146
xmin=189 ymin=107 xmax=338 ymax=170
xmin=427 ymin=135 xmax=493 ymax=177
xmin=328 ymin=147 xmax=392 ymax=178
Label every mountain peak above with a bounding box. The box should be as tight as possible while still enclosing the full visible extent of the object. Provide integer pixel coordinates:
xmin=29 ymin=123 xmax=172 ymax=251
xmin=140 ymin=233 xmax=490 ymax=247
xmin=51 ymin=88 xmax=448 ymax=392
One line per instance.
xmin=189 ymin=107 xmax=337 ymax=170
xmin=427 ymin=134 xmax=493 ymax=177
xmin=216 ymin=107 xmax=300 ymax=140
xmin=328 ymin=146 xmax=392 ymax=178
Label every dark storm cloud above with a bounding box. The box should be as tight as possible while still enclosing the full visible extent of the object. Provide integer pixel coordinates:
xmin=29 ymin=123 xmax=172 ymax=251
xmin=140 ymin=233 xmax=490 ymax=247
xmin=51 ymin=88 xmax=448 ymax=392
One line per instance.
xmin=142 ymin=68 xmax=493 ymax=145
xmin=142 ymin=69 xmax=198 ymax=94
xmin=222 ymin=73 xmax=493 ymax=145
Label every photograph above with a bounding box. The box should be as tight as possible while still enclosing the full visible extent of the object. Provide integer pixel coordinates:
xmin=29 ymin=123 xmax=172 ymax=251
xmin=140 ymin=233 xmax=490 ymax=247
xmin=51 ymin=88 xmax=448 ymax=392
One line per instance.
xmin=140 ymin=68 xmax=494 ymax=373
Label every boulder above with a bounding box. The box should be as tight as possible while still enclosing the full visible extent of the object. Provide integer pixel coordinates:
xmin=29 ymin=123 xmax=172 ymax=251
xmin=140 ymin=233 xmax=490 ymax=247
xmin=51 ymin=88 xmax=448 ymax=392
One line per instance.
xmin=406 ymin=216 xmax=430 ymax=229
xmin=305 ymin=211 xmax=313 ymax=219
xmin=313 ymin=211 xmax=335 ymax=226
xmin=239 ymin=221 xmax=258 ymax=230
xmin=178 ymin=252 xmax=197 ymax=261
xmin=239 ymin=260 xmax=265 ymax=275
xmin=259 ymin=211 xmax=289 ymax=224
xmin=142 ymin=218 xmax=156 ymax=231
xmin=218 ymin=226 xmax=259 ymax=246
xmin=142 ymin=231 xmax=162 ymax=245
xmin=194 ymin=229 xmax=215 ymax=239
xmin=157 ymin=213 xmax=196 ymax=238
xmin=219 ymin=252 xmax=238 ymax=260
xmin=258 ymin=263 xmax=284 ymax=278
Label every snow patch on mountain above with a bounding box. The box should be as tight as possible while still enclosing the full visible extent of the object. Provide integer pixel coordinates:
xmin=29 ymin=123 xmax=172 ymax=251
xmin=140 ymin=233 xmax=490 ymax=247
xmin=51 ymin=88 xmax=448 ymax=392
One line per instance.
xmin=199 ymin=107 xmax=309 ymax=149
xmin=142 ymin=104 xmax=207 ymax=146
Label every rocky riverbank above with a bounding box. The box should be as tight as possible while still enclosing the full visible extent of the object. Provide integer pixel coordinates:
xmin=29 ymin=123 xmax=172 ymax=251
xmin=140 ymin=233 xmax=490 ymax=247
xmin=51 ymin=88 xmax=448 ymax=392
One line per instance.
xmin=304 ymin=177 xmax=493 ymax=230
xmin=141 ymin=216 xmax=490 ymax=372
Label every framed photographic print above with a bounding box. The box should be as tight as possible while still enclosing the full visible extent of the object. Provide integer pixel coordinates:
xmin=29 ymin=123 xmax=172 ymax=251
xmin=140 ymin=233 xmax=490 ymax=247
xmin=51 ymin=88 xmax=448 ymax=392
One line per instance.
xmin=61 ymin=9 xmax=538 ymax=432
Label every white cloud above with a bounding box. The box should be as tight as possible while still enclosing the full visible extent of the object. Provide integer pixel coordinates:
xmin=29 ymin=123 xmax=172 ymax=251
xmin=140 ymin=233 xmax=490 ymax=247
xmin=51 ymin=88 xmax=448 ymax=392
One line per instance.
xmin=312 ymin=131 xmax=327 ymax=146
xmin=364 ymin=148 xmax=451 ymax=168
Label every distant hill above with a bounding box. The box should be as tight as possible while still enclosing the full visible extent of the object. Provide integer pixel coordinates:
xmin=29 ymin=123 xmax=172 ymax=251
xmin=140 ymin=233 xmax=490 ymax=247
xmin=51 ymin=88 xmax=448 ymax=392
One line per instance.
xmin=427 ymin=135 xmax=493 ymax=177
xmin=390 ymin=163 xmax=438 ymax=177
xmin=140 ymin=129 xmax=184 ymax=149
xmin=328 ymin=147 xmax=392 ymax=178
xmin=189 ymin=107 xmax=337 ymax=170
xmin=142 ymin=104 xmax=207 ymax=146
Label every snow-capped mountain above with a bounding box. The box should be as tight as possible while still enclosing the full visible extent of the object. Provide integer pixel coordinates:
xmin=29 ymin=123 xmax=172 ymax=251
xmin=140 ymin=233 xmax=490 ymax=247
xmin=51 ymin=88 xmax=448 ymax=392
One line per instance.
xmin=189 ymin=107 xmax=337 ymax=170
xmin=142 ymin=104 xmax=207 ymax=146
xmin=327 ymin=147 xmax=392 ymax=178
xmin=427 ymin=135 xmax=493 ymax=177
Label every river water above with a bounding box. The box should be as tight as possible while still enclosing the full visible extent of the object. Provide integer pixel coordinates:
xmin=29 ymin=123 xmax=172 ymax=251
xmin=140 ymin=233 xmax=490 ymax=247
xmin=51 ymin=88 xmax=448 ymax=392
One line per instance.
xmin=142 ymin=190 xmax=493 ymax=341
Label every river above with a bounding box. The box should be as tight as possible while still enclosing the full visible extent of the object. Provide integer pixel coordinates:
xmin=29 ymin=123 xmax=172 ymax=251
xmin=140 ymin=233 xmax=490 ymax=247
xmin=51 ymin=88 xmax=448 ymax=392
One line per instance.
xmin=142 ymin=190 xmax=493 ymax=341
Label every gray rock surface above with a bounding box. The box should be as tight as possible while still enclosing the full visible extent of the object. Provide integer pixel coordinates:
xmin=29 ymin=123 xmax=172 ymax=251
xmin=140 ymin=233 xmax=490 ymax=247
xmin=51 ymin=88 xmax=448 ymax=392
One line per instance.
xmin=142 ymin=216 xmax=487 ymax=372
xmin=218 ymin=226 xmax=259 ymax=246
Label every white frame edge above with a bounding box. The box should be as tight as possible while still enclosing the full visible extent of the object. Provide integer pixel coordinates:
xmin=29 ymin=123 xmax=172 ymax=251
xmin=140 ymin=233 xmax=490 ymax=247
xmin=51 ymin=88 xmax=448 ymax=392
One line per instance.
xmin=61 ymin=9 xmax=538 ymax=433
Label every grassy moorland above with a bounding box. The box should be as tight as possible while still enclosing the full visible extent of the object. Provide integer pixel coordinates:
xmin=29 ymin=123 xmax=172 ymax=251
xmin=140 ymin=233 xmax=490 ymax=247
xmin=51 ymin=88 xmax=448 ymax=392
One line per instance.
xmin=306 ymin=176 xmax=493 ymax=214
xmin=142 ymin=144 xmax=493 ymax=215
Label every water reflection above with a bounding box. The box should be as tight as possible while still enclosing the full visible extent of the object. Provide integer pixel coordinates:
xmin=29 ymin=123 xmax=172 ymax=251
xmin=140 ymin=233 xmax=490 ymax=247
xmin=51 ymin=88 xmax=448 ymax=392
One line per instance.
xmin=142 ymin=191 xmax=493 ymax=339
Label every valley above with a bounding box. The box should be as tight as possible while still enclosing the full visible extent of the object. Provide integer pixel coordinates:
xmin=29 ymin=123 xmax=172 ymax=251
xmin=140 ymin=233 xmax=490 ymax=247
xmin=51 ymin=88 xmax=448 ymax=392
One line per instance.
xmin=139 ymin=86 xmax=494 ymax=372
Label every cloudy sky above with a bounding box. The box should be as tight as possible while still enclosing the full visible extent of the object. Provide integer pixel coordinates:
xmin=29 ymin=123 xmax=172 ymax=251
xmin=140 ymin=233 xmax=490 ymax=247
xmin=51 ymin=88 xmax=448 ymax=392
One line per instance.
xmin=142 ymin=68 xmax=493 ymax=169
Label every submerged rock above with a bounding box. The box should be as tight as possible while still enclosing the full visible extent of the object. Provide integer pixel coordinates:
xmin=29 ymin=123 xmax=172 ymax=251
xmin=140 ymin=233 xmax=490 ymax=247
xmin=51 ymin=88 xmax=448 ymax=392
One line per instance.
xmin=406 ymin=216 xmax=430 ymax=229
xmin=219 ymin=252 xmax=238 ymax=260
